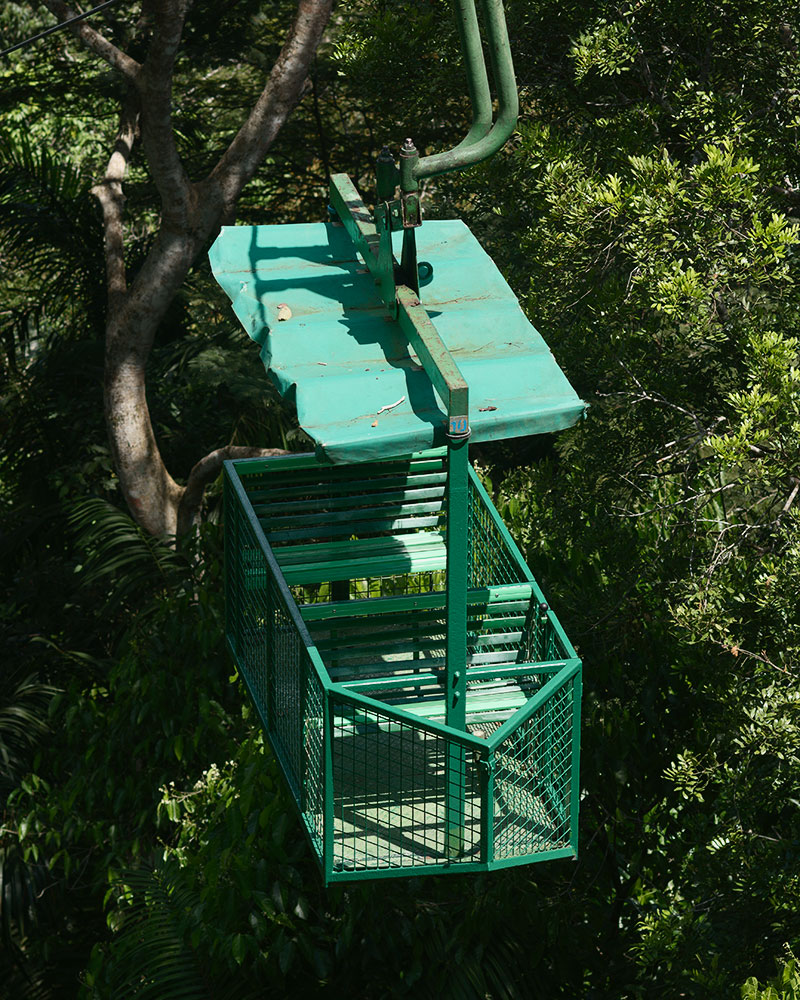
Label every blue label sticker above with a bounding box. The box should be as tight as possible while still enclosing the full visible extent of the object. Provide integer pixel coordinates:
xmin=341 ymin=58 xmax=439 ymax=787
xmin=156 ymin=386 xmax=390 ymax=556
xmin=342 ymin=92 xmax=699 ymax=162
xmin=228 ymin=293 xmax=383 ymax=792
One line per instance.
xmin=449 ymin=415 xmax=468 ymax=435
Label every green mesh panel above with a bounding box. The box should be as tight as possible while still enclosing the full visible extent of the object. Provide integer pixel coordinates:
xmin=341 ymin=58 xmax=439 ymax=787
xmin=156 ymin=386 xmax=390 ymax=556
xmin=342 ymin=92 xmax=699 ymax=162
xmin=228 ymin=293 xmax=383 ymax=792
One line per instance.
xmin=493 ymin=671 xmax=576 ymax=859
xmin=224 ymin=471 xmax=325 ymax=849
xmin=330 ymin=695 xmax=482 ymax=872
xmin=303 ymin=669 xmax=325 ymax=853
xmin=467 ymin=477 xmax=525 ymax=587
xmin=521 ymin=603 xmax=570 ymax=663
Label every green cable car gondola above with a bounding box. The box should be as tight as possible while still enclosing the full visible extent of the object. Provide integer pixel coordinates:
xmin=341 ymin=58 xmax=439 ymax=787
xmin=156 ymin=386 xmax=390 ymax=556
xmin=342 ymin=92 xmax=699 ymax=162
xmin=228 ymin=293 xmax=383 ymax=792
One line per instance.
xmin=209 ymin=0 xmax=586 ymax=883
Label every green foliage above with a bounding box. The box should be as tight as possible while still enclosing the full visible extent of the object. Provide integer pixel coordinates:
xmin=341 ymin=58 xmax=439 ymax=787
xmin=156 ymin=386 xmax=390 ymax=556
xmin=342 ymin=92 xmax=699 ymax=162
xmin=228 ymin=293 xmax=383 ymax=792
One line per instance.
xmin=0 ymin=130 xmax=106 ymax=377
xmin=90 ymin=732 xmax=569 ymax=999
xmin=743 ymin=955 xmax=800 ymax=1000
xmin=85 ymin=861 xmax=256 ymax=1000
xmin=3 ymin=0 xmax=800 ymax=995
xmin=470 ymin=1 xmax=800 ymax=994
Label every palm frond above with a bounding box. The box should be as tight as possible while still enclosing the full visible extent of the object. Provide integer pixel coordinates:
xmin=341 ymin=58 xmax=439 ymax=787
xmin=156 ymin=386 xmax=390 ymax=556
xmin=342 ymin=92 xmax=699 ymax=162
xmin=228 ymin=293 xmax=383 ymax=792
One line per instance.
xmin=0 ymin=132 xmax=106 ymax=350
xmin=97 ymin=863 xmax=259 ymax=1000
xmin=0 ymin=956 xmax=51 ymax=1000
xmin=68 ymin=498 xmax=192 ymax=618
xmin=0 ymin=841 xmax=58 ymax=967
xmin=0 ymin=669 xmax=58 ymax=795
xmin=0 ymin=132 xmax=96 ymax=260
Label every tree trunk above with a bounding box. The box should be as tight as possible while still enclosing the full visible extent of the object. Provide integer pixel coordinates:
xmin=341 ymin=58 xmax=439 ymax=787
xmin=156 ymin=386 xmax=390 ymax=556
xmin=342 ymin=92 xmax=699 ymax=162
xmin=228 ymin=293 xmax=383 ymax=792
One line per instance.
xmin=103 ymin=233 xmax=197 ymax=536
xmin=44 ymin=0 xmax=334 ymax=535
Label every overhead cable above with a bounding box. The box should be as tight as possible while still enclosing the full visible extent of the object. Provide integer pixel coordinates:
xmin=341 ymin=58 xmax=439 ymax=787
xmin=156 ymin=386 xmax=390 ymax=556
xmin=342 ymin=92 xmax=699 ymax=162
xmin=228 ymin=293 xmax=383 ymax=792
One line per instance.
xmin=1 ymin=0 xmax=126 ymax=59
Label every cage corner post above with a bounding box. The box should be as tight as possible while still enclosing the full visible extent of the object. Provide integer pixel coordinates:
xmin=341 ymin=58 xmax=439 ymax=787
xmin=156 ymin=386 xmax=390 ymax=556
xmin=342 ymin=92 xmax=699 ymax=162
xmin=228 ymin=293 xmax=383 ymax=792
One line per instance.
xmin=445 ymin=434 xmax=469 ymax=856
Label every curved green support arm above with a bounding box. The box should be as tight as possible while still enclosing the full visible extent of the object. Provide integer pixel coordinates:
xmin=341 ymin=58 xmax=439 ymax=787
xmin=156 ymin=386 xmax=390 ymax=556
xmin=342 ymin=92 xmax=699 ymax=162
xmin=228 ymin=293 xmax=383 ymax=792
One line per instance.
xmin=404 ymin=0 xmax=519 ymax=186
xmin=449 ymin=0 xmax=493 ymax=152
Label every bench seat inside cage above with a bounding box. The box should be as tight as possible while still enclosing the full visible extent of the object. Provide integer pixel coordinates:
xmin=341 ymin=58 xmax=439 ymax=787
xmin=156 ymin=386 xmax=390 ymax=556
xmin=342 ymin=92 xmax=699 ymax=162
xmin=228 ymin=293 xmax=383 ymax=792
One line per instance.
xmin=224 ymin=449 xmax=582 ymax=882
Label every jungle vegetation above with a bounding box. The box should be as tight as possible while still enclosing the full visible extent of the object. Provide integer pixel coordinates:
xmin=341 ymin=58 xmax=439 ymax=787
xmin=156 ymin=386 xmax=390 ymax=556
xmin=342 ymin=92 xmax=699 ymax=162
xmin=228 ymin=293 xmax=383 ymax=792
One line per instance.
xmin=1 ymin=0 xmax=799 ymax=996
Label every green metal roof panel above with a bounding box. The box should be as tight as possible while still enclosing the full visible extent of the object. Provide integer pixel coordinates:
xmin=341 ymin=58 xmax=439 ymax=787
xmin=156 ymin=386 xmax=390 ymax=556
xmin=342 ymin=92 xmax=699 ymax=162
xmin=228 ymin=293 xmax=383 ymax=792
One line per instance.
xmin=209 ymin=220 xmax=585 ymax=463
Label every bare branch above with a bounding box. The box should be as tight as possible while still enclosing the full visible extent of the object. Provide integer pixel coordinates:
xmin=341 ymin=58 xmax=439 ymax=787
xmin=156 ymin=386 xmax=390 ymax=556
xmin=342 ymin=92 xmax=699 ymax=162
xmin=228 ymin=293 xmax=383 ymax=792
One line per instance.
xmin=716 ymin=641 xmax=794 ymax=675
xmin=91 ymin=86 xmax=139 ymax=313
xmin=208 ymin=0 xmax=334 ymax=210
xmin=139 ymin=0 xmax=193 ymax=219
xmin=611 ymin=480 xmax=736 ymax=519
xmin=771 ymin=183 xmax=800 ymax=202
xmin=39 ymin=0 xmax=141 ymax=81
xmin=177 ymin=445 xmax=289 ymax=533
xmin=783 ymin=482 xmax=799 ymax=514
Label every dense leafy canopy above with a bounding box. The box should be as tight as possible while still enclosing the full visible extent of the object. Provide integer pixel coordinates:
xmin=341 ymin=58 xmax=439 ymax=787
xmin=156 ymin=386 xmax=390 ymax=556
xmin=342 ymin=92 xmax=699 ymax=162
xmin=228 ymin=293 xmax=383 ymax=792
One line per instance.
xmin=1 ymin=0 xmax=799 ymax=996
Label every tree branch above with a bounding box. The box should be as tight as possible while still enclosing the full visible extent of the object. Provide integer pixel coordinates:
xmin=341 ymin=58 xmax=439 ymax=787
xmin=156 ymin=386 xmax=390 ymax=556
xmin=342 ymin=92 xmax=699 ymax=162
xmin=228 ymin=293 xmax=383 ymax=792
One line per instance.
xmin=207 ymin=0 xmax=333 ymax=210
xmin=718 ymin=641 xmax=793 ymax=675
xmin=770 ymin=182 xmax=800 ymax=205
xmin=177 ymin=445 xmax=288 ymax=533
xmin=139 ymin=0 xmax=193 ymax=221
xmin=90 ymin=86 xmax=139 ymax=313
xmin=38 ymin=0 xmax=329 ymax=535
xmin=39 ymin=0 xmax=142 ymax=81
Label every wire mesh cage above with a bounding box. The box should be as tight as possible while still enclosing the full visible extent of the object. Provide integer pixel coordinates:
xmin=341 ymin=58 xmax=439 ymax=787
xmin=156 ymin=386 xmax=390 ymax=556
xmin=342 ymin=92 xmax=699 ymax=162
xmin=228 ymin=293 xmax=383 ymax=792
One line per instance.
xmin=224 ymin=450 xmax=582 ymax=882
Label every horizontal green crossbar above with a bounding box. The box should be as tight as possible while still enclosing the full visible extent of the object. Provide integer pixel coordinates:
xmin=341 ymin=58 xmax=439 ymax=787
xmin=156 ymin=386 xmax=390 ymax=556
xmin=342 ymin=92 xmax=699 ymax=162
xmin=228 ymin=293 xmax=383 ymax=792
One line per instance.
xmin=326 ymin=860 xmax=489 ymax=882
xmin=317 ymin=630 xmax=523 ymax=661
xmin=248 ymin=459 xmax=447 ymax=488
xmin=311 ymin=612 xmax=527 ymax=645
xmin=234 ymin=448 xmax=447 ymax=478
xmin=253 ymin=485 xmax=444 ymax=526
xmin=381 ymin=682 xmax=530 ymax=723
xmin=266 ymin=513 xmax=442 ymax=545
xmin=341 ymin=659 xmax=572 ymax=693
xmin=328 ymin=685 xmax=487 ymax=751
xmin=276 ymin=531 xmax=447 ymax=585
xmin=249 ymin=471 xmax=448 ymax=505
xmin=253 ymin=484 xmax=446 ymax=518
xmin=325 ymin=849 xmax=576 ymax=884
xmin=485 ymin=848 xmax=576 ymax=873
xmin=299 ymin=583 xmax=534 ymax=621
xmin=327 ymin=648 xmax=534 ymax=683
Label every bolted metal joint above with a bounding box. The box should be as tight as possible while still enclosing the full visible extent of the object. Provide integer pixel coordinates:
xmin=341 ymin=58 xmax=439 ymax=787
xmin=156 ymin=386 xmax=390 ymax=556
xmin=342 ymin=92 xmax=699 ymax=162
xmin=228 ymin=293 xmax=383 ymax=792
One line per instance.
xmin=399 ymin=137 xmax=420 ymax=193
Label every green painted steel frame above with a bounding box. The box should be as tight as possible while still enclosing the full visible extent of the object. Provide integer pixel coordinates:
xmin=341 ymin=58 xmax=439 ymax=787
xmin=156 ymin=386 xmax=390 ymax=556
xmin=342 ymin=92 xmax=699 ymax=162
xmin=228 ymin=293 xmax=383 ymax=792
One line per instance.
xmin=224 ymin=451 xmax=582 ymax=883
xmin=372 ymin=0 xmax=518 ymax=289
xmin=329 ymin=175 xmax=475 ymax=852
xmin=219 ymin=0 xmax=582 ymax=876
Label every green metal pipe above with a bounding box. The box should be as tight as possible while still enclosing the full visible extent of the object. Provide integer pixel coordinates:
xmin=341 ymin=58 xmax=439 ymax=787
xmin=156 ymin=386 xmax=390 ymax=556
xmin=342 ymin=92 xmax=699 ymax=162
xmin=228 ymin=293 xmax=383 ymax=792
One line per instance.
xmin=569 ymin=672 xmax=582 ymax=855
xmin=451 ymin=0 xmax=493 ymax=151
xmin=445 ymin=438 xmax=470 ymax=736
xmin=476 ymin=0 xmax=519 ymax=145
xmin=486 ymin=660 xmax=581 ymax=749
xmin=445 ymin=438 xmax=470 ymax=855
xmin=480 ymin=749 xmax=495 ymax=864
xmin=329 ymin=684 xmax=486 ymax=749
xmin=415 ymin=0 xmax=519 ymax=180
